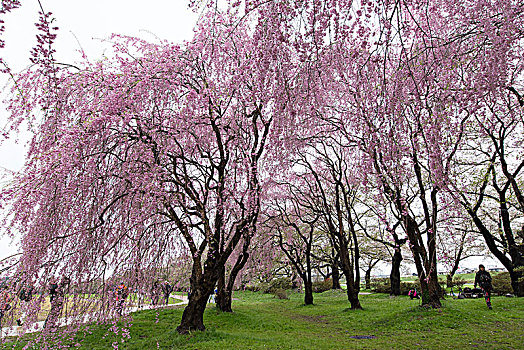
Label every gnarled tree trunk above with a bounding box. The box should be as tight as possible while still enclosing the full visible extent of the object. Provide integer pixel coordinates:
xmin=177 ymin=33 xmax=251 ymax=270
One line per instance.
xmin=176 ymin=267 xmax=217 ymax=334
xmin=420 ymin=268 xmax=442 ymax=307
xmin=390 ymin=247 xmax=403 ymax=295
xmin=216 ymin=238 xmax=251 ymax=312
xmin=404 ymin=213 xmax=441 ymax=308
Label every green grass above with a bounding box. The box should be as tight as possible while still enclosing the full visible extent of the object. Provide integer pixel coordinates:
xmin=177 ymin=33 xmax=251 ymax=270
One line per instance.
xmin=8 ymin=290 xmax=524 ymax=349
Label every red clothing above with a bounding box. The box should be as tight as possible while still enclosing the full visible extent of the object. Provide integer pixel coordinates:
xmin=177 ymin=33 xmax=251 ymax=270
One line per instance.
xmin=0 ymin=290 xmax=12 ymax=311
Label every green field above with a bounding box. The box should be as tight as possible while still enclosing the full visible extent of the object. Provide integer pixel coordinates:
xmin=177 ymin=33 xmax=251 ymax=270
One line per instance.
xmin=10 ymin=290 xmax=522 ymax=349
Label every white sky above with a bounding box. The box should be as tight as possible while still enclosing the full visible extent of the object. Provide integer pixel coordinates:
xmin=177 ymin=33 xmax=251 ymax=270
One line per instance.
xmin=0 ymin=0 xmax=199 ymax=260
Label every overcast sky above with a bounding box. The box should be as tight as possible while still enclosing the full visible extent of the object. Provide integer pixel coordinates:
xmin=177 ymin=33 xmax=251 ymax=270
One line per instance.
xmin=0 ymin=0 xmax=199 ymax=260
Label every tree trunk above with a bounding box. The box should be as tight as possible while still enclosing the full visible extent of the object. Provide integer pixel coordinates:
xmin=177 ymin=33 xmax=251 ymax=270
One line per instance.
xmin=331 ymin=261 xmax=341 ymax=289
xmin=509 ymin=266 xmax=524 ymax=297
xmin=215 ymin=267 xmax=231 ymax=312
xmin=446 ymin=260 xmax=460 ymax=289
xmin=177 ymin=252 xmax=224 ymax=334
xmin=447 ymin=238 xmax=464 ymax=289
xmin=340 ymin=254 xmax=362 ymax=309
xmin=365 ymin=268 xmax=372 ymax=290
xmin=304 ymin=279 xmax=314 ymax=305
xmin=216 ymin=288 xmax=232 ymax=312
xmin=398 ymin=207 xmax=441 ymax=307
xmin=419 ymin=268 xmax=441 ymax=307
xmin=390 ymin=248 xmax=402 ymax=295
xmin=216 ymin=240 xmax=251 ymax=312
xmin=176 ymin=281 xmax=214 ymax=334
xmin=446 ymin=274 xmax=453 ymax=289
xmin=346 ymin=280 xmax=362 ymax=309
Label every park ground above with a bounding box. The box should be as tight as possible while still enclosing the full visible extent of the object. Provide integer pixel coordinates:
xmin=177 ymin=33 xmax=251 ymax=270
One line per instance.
xmin=8 ymin=289 xmax=523 ymax=349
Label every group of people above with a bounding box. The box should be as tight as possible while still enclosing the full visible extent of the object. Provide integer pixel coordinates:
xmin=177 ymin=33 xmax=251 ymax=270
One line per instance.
xmin=0 ymin=276 xmax=69 ymax=332
xmin=112 ymin=282 xmax=129 ymax=316
xmin=407 ymin=264 xmax=494 ymax=309
xmin=1 ymin=275 xmax=182 ymax=336
xmin=149 ymin=280 xmax=173 ymax=306
xmin=117 ymin=279 xmax=174 ymax=314
xmin=0 ymin=278 xmax=35 ymax=330
xmin=3 ymin=276 xmax=176 ymax=333
xmin=0 ymin=282 xmax=13 ymax=329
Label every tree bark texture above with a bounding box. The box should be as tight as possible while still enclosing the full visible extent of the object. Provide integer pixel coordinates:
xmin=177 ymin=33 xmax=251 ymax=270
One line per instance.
xmin=390 ymin=247 xmax=403 ymax=295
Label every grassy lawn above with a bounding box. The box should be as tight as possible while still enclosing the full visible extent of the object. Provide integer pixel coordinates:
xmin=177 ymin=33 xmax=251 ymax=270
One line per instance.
xmin=7 ymin=290 xmax=523 ymax=349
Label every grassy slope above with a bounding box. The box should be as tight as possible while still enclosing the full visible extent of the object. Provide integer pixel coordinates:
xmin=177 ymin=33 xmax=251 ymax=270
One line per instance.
xmin=7 ymin=290 xmax=523 ymax=349
xmin=62 ymin=290 xmax=524 ymax=350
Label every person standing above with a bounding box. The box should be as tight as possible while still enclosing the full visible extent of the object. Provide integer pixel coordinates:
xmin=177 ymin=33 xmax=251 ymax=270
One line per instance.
xmin=0 ymin=284 xmax=13 ymax=331
xmin=16 ymin=281 xmax=34 ymax=326
xmin=161 ymin=281 xmax=173 ymax=306
xmin=150 ymin=280 xmax=161 ymax=306
xmin=114 ymin=282 xmax=129 ymax=316
xmin=474 ymin=264 xmax=493 ymax=309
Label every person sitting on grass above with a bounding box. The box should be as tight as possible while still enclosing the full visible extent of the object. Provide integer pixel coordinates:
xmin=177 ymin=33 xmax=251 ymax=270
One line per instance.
xmin=474 ymin=264 xmax=493 ymax=310
xmin=408 ymin=289 xmax=420 ymax=299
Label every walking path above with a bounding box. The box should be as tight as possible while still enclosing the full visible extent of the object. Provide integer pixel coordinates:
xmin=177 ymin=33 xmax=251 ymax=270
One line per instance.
xmin=1 ymin=294 xmax=189 ymax=338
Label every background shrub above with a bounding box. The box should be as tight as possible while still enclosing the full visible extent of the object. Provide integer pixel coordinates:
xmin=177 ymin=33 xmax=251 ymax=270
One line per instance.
xmin=400 ymin=281 xmax=421 ymax=295
xmin=369 ymin=278 xmax=390 ymax=293
xmin=245 ymin=278 xmax=293 ymax=294
xmin=312 ymin=278 xmax=332 ymax=293
xmin=273 ymin=288 xmax=289 ymax=299
xmin=269 ymin=277 xmax=293 ymax=291
xmin=370 ymin=278 xmax=445 ymax=296
xmin=492 ymin=272 xmax=513 ymax=295
xmin=451 ymin=275 xmax=467 ymax=288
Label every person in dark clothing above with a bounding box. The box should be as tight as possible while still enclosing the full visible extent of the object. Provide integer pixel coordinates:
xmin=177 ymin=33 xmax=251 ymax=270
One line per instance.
xmin=114 ymin=283 xmax=129 ymax=316
xmin=474 ymin=264 xmax=493 ymax=309
xmin=48 ymin=280 xmax=59 ymax=303
xmin=161 ymin=281 xmax=173 ymax=306
xmin=408 ymin=289 xmax=420 ymax=299
xmin=150 ymin=280 xmax=161 ymax=306
xmin=17 ymin=282 xmax=34 ymax=326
